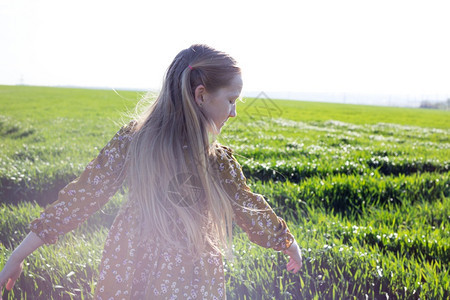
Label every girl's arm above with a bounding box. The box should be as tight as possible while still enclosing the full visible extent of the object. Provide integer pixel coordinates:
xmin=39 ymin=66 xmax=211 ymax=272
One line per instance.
xmin=216 ymin=146 xmax=302 ymax=273
xmin=29 ymin=121 xmax=136 ymax=245
xmin=0 ymin=232 xmax=44 ymax=291
xmin=2 ymin=121 xmax=136 ymax=293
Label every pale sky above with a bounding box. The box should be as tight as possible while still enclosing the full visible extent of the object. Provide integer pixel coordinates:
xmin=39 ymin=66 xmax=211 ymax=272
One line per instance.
xmin=1 ymin=0 xmax=449 ymax=104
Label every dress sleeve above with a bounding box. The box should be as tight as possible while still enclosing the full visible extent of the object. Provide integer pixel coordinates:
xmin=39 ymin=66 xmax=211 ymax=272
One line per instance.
xmin=29 ymin=120 xmax=137 ymax=244
xmin=216 ymin=145 xmax=295 ymax=251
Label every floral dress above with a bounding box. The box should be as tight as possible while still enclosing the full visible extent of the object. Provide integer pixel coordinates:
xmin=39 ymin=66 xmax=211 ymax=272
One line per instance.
xmin=29 ymin=121 xmax=295 ymax=299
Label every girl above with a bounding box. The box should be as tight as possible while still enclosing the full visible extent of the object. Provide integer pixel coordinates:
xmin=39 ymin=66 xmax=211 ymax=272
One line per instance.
xmin=0 ymin=44 xmax=302 ymax=299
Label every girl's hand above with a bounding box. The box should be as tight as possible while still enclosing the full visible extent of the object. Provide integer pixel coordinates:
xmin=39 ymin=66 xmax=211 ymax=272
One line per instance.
xmin=1 ymin=232 xmax=44 ymax=298
xmin=0 ymin=254 xmax=24 ymax=292
xmin=283 ymin=240 xmax=302 ymax=273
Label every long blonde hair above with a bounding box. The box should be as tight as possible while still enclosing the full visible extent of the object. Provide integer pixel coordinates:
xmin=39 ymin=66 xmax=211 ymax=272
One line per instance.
xmin=127 ymin=44 xmax=241 ymax=257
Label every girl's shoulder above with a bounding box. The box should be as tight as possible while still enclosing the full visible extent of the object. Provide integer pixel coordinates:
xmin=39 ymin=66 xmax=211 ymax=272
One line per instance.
xmin=212 ymin=143 xmax=241 ymax=171
xmin=104 ymin=120 xmax=138 ymax=151
xmin=120 ymin=119 xmax=139 ymax=134
xmin=212 ymin=143 xmax=247 ymax=185
xmin=213 ymin=143 xmax=234 ymax=160
xmin=113 ymin=120 xmax=139 ymax=141
xmin=216 ymin=143 xmax=233 ymax=155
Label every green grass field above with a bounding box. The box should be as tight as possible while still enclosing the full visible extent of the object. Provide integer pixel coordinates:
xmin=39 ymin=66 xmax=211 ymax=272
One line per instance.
xmin=1 ymin=85 xmax=449 ymax=299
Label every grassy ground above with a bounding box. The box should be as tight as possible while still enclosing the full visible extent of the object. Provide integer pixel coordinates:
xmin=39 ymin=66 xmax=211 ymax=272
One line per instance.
xmin=1 ymin=85 xmax=449 ymax=299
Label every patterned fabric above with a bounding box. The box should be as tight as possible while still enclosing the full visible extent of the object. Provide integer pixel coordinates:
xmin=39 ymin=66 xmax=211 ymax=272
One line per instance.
xmin=29 ymin=121 xmax=295 ymax=299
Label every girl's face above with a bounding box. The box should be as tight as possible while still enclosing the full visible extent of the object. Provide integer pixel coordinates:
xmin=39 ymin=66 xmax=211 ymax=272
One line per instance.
xmin=199 ymin=74 xmax=243 ymax=134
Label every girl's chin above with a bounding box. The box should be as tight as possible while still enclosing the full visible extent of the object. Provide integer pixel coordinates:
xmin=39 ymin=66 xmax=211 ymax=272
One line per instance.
xmin=207 ymin=126 xmax=221 ymax=136
xmin=210 ymin=123 xmax=225 ymax=134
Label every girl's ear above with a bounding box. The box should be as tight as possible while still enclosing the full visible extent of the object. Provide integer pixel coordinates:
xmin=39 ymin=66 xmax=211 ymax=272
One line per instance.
xmin=194 ymin=85 xmax=206 ymax=107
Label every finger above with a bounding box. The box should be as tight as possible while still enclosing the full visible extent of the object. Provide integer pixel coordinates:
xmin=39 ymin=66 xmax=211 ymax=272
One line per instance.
xmin=286 ymin=263 xmax=293 ymax=272
xmin=6 ymin=271 xmax=19 ymax=290
xmin=286 ymin=261 xmax=294 ymax=270
xmin=6 ymin=278 xmax=16 ymax=291
xmin=287 ymin=261 xmax=302 ymax=273
xmin=287 ymin=263 xmax=296 ymax=272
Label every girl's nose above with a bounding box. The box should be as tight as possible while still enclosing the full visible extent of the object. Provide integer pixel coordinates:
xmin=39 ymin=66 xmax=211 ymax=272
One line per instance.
xmin=229 ymin=105 xmax=237 ymax=118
